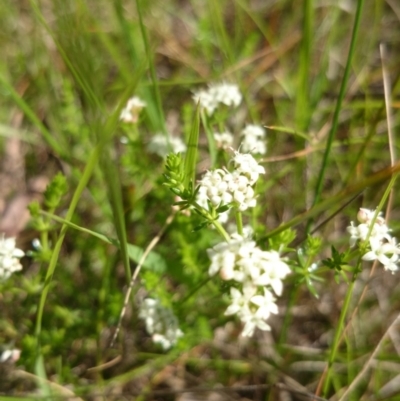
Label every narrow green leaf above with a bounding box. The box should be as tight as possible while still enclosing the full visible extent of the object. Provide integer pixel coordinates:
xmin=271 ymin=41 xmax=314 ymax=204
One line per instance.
xmin=40 ymin=210 xmax=165 ymax=273
xmin=184 ymin=103 xmax=201 ymax=188
xmin=136 ymin=0 xmax=166 ymax=134
xmin=311 ymin=0 xmax=365 ymax=212
xmin=101 ymin=155 xmax=131 ymax=284
xmin=201 ymin=112 xmax=217 ymax=168
xmin=0 ymin=73 xmax=66 ymax=157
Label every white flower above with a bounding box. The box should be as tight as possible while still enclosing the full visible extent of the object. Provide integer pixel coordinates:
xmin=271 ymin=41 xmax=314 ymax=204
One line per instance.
xmin=251 ymin=288 xmax=278 ymax=319
xmin=138 ymin=298 xmax=183 ymax=350
xmin=240 ymin=125 xmax=267 ymax=155
xmin=241 ymin=311 xmax=272 ymax=337
xmin=207 ymin=234 xmax=243 ymax=278
xmin=224 ymin=286 xmax=276 ymax=337
xmin=347 ymin=209 xmax=390 ymax=247
xmin=207 ymin=234 xmax=290 ymax=337
xmin=214 ymin=131 xmax=234 ymax=149
xmin=0 ymin=235 xmax=24 ymax=281
xmin=242 ymin=125 xmax=265 ymax=138
xmin=120 ymin=96 xmax=146 ymax=123
xmin=198 ymin=150 xmax=264 ymax=213
xmin=224 ymin=285 xmax=256 ymax=316
xmin=192 ymin=89 xmax=219 ymax=115
xmin=208 ymin=236 xmax=291 ymax=289
xmin=362 ymin=236 xmax=400 ymax=272
xmin=231 ymin=151 xmax=265 ymax=185
xmin=198 ymin=169 xmax=233 ymax=207
xmin=192 ymin=83 xmax=242 ymax=116
xmin=357 ymin=208 xmax=385 ymax=225
xmin=147 ymin=134 xmax=187 ymax=158
xmin=196 ymin=185 xmax=230 ymax=223
xmin=348 ymin=208 xmax=399 ymax=273
xmin=209 ymin=83 xmax=242 ymax=108
xmin=249 ymin=250 xmax=291 ymax=295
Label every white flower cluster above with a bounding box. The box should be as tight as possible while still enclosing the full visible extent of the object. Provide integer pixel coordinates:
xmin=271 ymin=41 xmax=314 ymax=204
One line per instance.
xmin=0 ymin=235 xmax=24 ymax=281
xmin=138 ymin=298 xmax=183 ymax=350
xmin=214 ymin=131 xmax=234 ymax=150
xmin=196 ymin=185 xmax=230 ymax=223
xmin=198 ymin=151 xmax=265 ymax=212
xmin=240 ymin=124 xmax=267 ymax=155
xmin=120 ymin=96 xmax=146 ymax=123
xmin=207 ymin=234 xmax=291 ymax=336
xmin=347 ymin=208 xmax=400 ymax=273
xmin=192 ymin=82 xmax=242 ymax=115
xmin=147 ymin=134 xmax=187 ymax=158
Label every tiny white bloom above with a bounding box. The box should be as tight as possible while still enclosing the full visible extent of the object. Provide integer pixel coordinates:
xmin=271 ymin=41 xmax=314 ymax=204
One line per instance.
xmin=192 ymin=89 xmax=218 ymax=115
xmin=214 ymin=131 xmax=234 ymax=149
xmin=207 ymin=235 xmax=291 ymax=336
xmin=209 ymin=82 xmax=242 ymax=108
xmin=147 ymin=134 xmax=187 ymax=158
xmin=349 ymin=208 xmax=399 ymax=274
xmin=241 ymin=124 xmax=267 ymax=155
xmin=362 ymin=237 xmax=400 ymax=272
xmin=250 ymin=288 xmax=278 ymax=319
xmin=120 ymin=96 xmax=146 ymax=123
xmin=0 ymin=235 xmax=24 ymax=281
xmin=231 ymin=151 xmax=265 ymax=185
xmin=192 ymin=83 xmax=242 ymax=116
xmin=138 ymin=298 xmax=183 ymax=350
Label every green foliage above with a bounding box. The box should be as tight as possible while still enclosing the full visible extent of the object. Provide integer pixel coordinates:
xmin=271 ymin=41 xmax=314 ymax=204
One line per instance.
xmin=267 ymin=228 xmax=297 ymax=251
xmin=0 ymin=0 xmax=398 ymax=399
xmin=322 ymin=246 xmax=348 ymax=272
xmin=127 ymin=244 xmax=167 ymax=273
xmin=44 ymin=173 xmax=68 ymax=211
xmin=163 ymin=152 xmax=187 ymax=196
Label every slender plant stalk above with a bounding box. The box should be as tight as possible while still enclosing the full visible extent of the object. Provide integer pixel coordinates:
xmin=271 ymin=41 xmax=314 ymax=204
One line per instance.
xmin=35 ymin=144 xmax=101 ymax=340
xmin=101 ymin=155 xmax=132 ymax=284
xmin=110 ymin=214 xmax=175 ymax=347
xmin=135 ymin=0 xmax=167 ymax=134
xmin=308 ymin=0 xmax=365 ymax=230
xmin=29 ymin=0 xmax=103 ymax=111
xmin=201 ymin=112 xmax=217 ymax=169
xmin=207 ymin=0 xmax=234 ymax=66
xmin=0 ymin=73 xmax=65 ymax=157
xmin=212 ymin=219 xmax=231 ymax=242
xmin=235 ymin=210 xmax=243 ymax=236
xmin=338 ymin=313 xmax=400 ymax=401
xmin=295 ymin=0 xmax=313 ymax=133
xmin=322 ymin=276 xmax=357 ymax=396
xmin=260 ymin=159 xmax=400 ymax=244
xmin=277 ymin=285 xmax=300 ymax=347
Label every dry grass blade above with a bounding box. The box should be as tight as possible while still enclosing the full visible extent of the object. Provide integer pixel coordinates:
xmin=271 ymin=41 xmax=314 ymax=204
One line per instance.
xmin=110 ymin=213 xmax=175 ymax=348
xmin=337 ymin=313 xmax=400 ymax=401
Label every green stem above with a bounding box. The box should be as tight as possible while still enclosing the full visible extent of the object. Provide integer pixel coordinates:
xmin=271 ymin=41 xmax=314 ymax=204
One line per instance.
xmin=322 ymin=275 xmax=357 ymax=396
xmin=35 ymin=144 xmax=102 ymax=341
xmin=278 ymin=285 xmax=300 ymax=347
xmin=212 ymin=220 xmax=231 ymax=242
xmin=201 ymin=112 xmax=217 ymax=169
xmin=135 ymin=0 xmax=166 ymax=135
xmin=307 ymin=0 xmax=365 ymax=231
xmin=235 ymin=210 xmax=243 ymax=236
xmin=295 ymin=0 xmax=313 ymax=134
